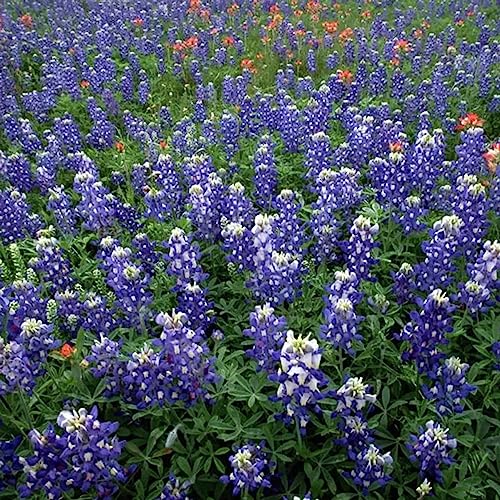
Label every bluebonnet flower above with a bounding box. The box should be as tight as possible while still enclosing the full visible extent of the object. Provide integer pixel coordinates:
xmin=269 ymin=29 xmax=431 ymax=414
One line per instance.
xmin=223 ymin=183 xmax=255 ymax=227
xmin=138 ymin=70 xmax=150 ymax=105
xmin=273 ymin=190 xmax=305 ymax=256
xmin=253 ymin=139 xmax=278 ymax=208
xmin=346 ymin=444 xmax=393 ymax=495
xmin=395 ymin=195 xmax=428 ymax=234
xmin=121 ymin=67 xmax=134 ymax=101
xmin=305 ymin=132 xmax=332 ymax=181
xmin=457 ymin=240 xmax=499 ymax=313
xmin=221 ymin=222 xmax=255 ymax=272
xmin=344 ymin=216 xmax=380 ymax=281
xmin=132 ymin=233 xmax=160 ymax=275
xmin=0 ymin=436 xmax=21 ymax=492
xmin=3 ymin=154 xmax=34 ymax=192
xmin=2 ymin=280 xmax=47 ymax=335
xmin=187 ymin=173 xmax=224 ymax=241
xmin=407 ymin=420 xmax=457 ymax=483
xmin=321 ymin=270 xmax=364 ymax=356
xmin=332 ymin=376 xmax=392 ymax=494
xmin=85 ymin=334 xmax=122 ymax=393
xmin=102 ymin=245 xmax=152 ymax=327
xmin=80 ymin=292 xmax=118 ymax=336
xmin=456 ymin=280 xmax=492 ymax=314
xmin=47 ymin=187 xmax=77 ymax=236
xmin=220 ymin=441 xmax=275 ymax=495
xmin=243 ymin=303 xmax=287 ymax=373
xmin=333 ymin=377 xmax=377 ymax=418
xmin=19 ymin=406 xmax=128 ymax=499
xmin=0 ymin=339 xmax=36 ymax=396
xmin=177 ymin=282 xmax=213 ymax=332
xmin=159 ymin=474 xmax=191 ymax=499
xmin=391 ymin=262 xmax=416 ymax=305
xmin=18 ymin=318 xmax=59 ymax=371
xmin=165 ymin=228 xmax=207 ymax=288
xmin=466 ymin=239 xmax=499 ymax=288
xmin=368 ymin=145 xmax=408 ymax=207
xmin=249 ymin=216 xmax=304 ymax=305
xmin=306 ymin=49 xmax=316 ymax=73
xmin=91 ymin=343 xmax=156 ymax=408
xmin=53 ymin=114 xmax=82 ymax=153
xmin=271 ymin=331 xmax=328 ymax=433
xmin=288 ymin=493 xmax=314 ymax=500
xmin=182 ymin=154 xmax=216 ymax=187
xmin=31 ymin=236 xmax=73 ymax=291
xmin=35 ymin=151 xmax=58 ymax=193
xmin=0 ymin=189 xmax=35 ymax=244
xmin=415 ymin=215 xmax=464 ymax=292
xmin=85 ymin=103 xmax=115 ymax=150
xmin=102 ymin=88 xmax=120 ymax=116
xmin=73 ymin=172 xmax=116 ymax=231
xmin=422 ymin=357 xmax=476 ymax=416
xmin=310 ymin=167 xmax=363 ymax=263
xmin=396 ymin=289 xmax=454 ymax=376
xmin=406 ymin=129 xmax=446 ymax=199
xmin=451 ymin=175 xmax=489 ymax=258
xmin=303 ymin=94 xmax=330 ymax=137
xmin=154 ymin=310 xmax=218 ymax=406
xmin=220 ymin=111 xmax=240 ymax=159
xmin=453 ymin=127 xmax=486 ymax=178
xmin=144 ymin=185 xmax=170 ymax=222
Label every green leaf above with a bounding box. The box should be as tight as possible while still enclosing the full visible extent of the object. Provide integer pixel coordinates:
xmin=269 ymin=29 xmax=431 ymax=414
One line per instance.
xmin=146 ymin=427 xmax=166 ymax=456
xmin=176 ymin=456 xmax=192 ymax=476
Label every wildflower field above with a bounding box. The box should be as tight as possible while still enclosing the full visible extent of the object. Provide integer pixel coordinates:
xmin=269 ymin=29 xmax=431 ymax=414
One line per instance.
xmin=0 ymin=0 xmax=500 ymax=498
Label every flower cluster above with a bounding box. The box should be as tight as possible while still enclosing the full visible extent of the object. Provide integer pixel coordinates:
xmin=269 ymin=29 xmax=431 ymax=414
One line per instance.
xmin=19 ymin=407 xmax=128 ymax=499
xmin=0 ymin=436 xmax=21 ymax=492
xmin=321 ymin=270 xmax=364 ymax=355
xmin=243 ymin=303 xmax=287 ymax=373
xmin=248 ymin=214 xmax=304 ymax=305
xmin=85 ymin=311 xmax=217 ymax=409
xmin=220 ymin=441 xmax=275 ymax=496
xmin=396 ymin=289 xmax=454 ymax=376
xmin=407 ymin=421 xmax=457 ymax=483
xmin=422 ymin=357 xmax=476 ymax=416
xmin=457 ymin=240 xmax=499 ymax=313
xmin=333 ymin=377 xmax=393 ymax=495
xmin=165 ymin=228 xmax=212 ymax=330
xmin=271 ymin=331 xmax=328 ymax=434
xmin=1 ymin=318 xmax=59 ymax=396
xmin=159 ymin=474 xmax=191 ymax=499
xmin=415 ymin=215 xmax=464 ymax=292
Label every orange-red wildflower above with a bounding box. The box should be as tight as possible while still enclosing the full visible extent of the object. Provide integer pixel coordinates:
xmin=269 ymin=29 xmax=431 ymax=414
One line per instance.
xmin=483 ymin=143 xmax=500 ymax=175
xmin=20 ymin=13 xmax=33 ymax=28
xmin=322 ymin=21 xmax=338 ymax=34
xmin=456 ymin=113 xmax=484 ymax=131
xmin=60 ymin=343 xmax=75 ymax=358
xmin=337 ymin=69 xmax=353 ymax=83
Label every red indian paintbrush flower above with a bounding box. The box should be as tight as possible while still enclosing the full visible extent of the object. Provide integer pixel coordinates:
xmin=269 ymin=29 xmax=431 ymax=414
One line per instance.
xmin=337 ymin=69 xmax=353 ymax=83
xmin=60 ymin=343 xmax=75 ymax=358
xmin=456 ymin=113 xmax=484 ymax=131
xmin=483 ymin=143 xmax=500 ymax=175
xmin=394 ymin=39 xmax=411 ymax=52
xmin=20 ymin=13 xmax=33 ymax=28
